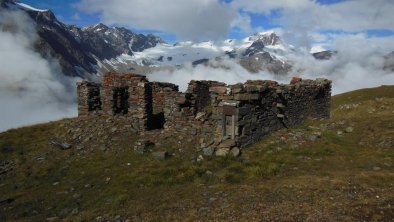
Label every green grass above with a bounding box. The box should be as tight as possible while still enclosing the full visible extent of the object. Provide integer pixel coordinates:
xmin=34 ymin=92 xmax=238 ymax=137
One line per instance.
xmin=0 ymin=85 xmax=394 ymax=221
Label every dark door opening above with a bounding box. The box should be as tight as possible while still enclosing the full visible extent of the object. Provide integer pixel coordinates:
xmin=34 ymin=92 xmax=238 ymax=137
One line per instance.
xmin=112 ymin=87 xmax=129 ymax=115
xmin=88 ymin=86 xmax=102 ymax=111
xmin=150 ymin=112 xmax=165 ymax=129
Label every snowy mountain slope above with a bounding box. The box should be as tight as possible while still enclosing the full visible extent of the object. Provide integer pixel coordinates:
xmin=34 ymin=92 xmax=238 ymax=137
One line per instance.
xmin=1 ymin=0 xmax=344 ymax=79
xmin=98 ymin=31 xmax=294 ymax=75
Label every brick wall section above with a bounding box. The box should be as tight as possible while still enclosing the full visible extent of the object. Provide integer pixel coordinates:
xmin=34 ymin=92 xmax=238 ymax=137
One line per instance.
xmin=77 ymin=81 xmax=102 ymax=117
xmin=214 ymin=78 xmax=332 ymax=148
xmin=186 ymin=80 xmax=226 ymax=115
xmin=151 ymin=82 xmax=179 ymax=115
xmin=169 ymin=77 xmax=331 ymax=149
xmin=102 ymin=72 xmax=152 ymax=130
xmin=76 ymin=72 xmax=152 ymax=131
xmin=77 ymin=73 xmax=331 ymax=154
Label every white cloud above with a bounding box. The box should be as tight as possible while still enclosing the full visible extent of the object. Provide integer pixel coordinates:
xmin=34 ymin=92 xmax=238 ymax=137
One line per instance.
xmin=76 ymin=0 xmax=237 ymax=41
xmin=231 ymin=0 xmax=394 ymax=32
xmin=229 ymin=0 xmax=394 ymax=52
xmin=230 ymin=12 xmax=253 ymax=34
xmin=231 ymin=0 xmax=314 ymax=15
xmin=0 ymin=10 xmax=77 ymax=132
xmin=289 ymin=33 xmax=394 ymax=94
xmin=147 ymin=32 xmax=394 ymax=96
xmin=147 ymin=59 xmax=286 ymax=92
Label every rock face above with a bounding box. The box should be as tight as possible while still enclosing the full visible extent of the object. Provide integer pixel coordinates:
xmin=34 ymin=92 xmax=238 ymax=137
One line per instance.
xmin=0 ymin=1 xmax=164 ymax=78
xmin=240 ymin=52 xmax=292 ymax=74
xmin=68 ymin=23 xmax=164 ymax=60
xmin=247 ymin=32 xmax=281 ymax=46
xmin=238 ymin=32 xmax=291 ymax=74
xmin=243 ymin=40 xmax=266 ymax=57
xmin=0 ymin=1 xmax=295 ymax=77
xmin=29 ymin=9 xmax=98 ymax=78
xmin=312 ymin=50 xmax=337 ymax=60
xmin=77 ymin=73 xmax=332 ymax=155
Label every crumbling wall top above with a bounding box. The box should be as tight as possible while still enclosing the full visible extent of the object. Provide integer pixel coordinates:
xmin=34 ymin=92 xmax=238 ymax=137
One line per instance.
xmin=151 ymin=82 xmax=179 ymax=92
xmin=244 ymin=79 xmax=279 ymax=86
xmin=102 ymin=72 xmax=148 ymax=86
xmin=77 ymin=80 xmax=101 ymax=87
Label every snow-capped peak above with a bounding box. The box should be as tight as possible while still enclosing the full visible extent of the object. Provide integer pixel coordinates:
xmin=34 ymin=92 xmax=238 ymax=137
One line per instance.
xmin=244 ymin=31 xmax=280 ymax=46
xmin=83 ymin=23 xmax=109 ymax=32
xmin=310 ymin=45 xmax=327 ymax=54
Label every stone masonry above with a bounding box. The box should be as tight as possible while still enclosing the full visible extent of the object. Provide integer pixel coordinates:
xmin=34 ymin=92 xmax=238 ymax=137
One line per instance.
xmin=77 ymin=72 xmax=332 ymax=156
xmin=78 ymin=72 xmax=152 ymax=131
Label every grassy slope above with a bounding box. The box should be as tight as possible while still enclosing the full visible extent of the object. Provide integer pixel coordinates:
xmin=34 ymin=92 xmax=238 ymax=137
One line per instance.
xmin=0 ymin=85 xmax=393 ymax=221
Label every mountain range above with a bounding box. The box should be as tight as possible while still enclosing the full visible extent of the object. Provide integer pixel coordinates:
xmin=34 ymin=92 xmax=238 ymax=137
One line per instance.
xmin=1 ymin=0 xmax=392 ymax=80
xmin=1 ymin=0 xmax=166 ymax=79
xmin=0 ymin=0 xmax=298 ymax=78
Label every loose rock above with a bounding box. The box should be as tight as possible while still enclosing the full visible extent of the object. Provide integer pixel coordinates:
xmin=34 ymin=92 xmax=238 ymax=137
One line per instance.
xmin=345 ymin=127 xmax=354 ymax=133
xmin=215 ymin=148 xmax=230 ymax=157
xmin=203 ymin=147 xmax=215 ymax=156
xmin=152 ymin=151 xmax=170 ymax=160
xmin=230 ymin=147 xmax=241 ymax=157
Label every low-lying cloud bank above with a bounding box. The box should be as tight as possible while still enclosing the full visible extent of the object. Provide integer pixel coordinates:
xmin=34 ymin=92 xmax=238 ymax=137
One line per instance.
xmin=148 ymin=34 xmax=394 ymax=95
xmin=291 ymin=33 xmax=394 ymax=94
xmin=1 ymin=4 xmax=394 ymax=133
xmin=0 ymin=10 xmax=77 ymax=132
xmin=148 ymin=59 xmax=287 ymax=92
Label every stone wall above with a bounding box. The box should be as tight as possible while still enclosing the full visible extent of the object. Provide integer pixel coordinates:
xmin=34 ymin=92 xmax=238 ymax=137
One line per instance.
xmin=101 ymin=73 xmax=152 ymax=130
xmin=77 ymin=73 xmax=152 ymax=131
xmin=233 ymin=78 xmax=332 ymax=147
xmin=151 ymin=82 xmax=179 ymax=129
xmin=77 ymin=81 xmax=102 ymax=117
xmin=77 ymin=72 xmax=331 ymax=156
xmin=186 ymin=80 xmax=225 ymax=115
xmin=163 ymin=77 xmax=331 ymax=154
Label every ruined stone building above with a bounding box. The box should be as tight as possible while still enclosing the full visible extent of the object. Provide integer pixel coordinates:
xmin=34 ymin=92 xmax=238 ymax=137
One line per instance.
xmin=77 ymin=72 xmax=331 ymax=155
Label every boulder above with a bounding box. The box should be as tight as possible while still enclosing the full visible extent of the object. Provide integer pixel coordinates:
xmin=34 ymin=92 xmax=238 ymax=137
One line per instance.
xmin=230 ymin=147 xmax=241 ymax=157
xmin=134 ymin=140 xmax=154 ymax=154
xmin=195 ymin=112 xmax=205 ymax=120
xmin=196 ymin=155 xmax=204 ymax=162
xmin=218 ymin=139 xmax=236 ymax=148
xmin=152 ymin=151 xmax=170 ymax=160
xmin=345 ymin=127 xmax=354 ymax=133
xmin=215 ymin=148 xmax=230 ymax=157
xmin=203 ymin=147 xmax=215 ymax=156
xmin=50 ymin=141 xmax=72 ymax=150
xmin=308 ymin=135 xmax=319 ymax=142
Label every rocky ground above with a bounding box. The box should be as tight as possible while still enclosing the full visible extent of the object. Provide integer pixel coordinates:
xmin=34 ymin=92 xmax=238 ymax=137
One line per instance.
xmin=0 ymin=85 xmax=393 ymax=221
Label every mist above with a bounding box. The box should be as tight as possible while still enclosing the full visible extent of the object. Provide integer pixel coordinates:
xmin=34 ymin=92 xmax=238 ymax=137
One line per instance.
xmin=148 ymin=59 xmax=288 ymax=92
xmin=0 ymin=10 xmax=77 ymax=132
xmin=1 ymin=5 xmax=394 ymax=133
xmin=289 ymin=33 xmax=394 ymax=94
xmin=148 ymin=34 xmax=394 ymax=95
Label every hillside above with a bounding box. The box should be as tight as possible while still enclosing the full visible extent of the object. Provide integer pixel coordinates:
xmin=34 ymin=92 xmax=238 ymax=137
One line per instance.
xmin=0 ymin=85 xmax=394 ymax=221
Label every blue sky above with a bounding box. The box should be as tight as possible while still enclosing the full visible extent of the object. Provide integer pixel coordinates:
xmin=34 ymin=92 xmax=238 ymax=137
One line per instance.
xmin=19 ymin=0 xmax=394 ymax=44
